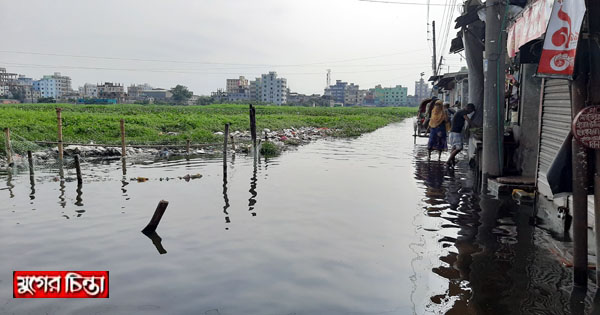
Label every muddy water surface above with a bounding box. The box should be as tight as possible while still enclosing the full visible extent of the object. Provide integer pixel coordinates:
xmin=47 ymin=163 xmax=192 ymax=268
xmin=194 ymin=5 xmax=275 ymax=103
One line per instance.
xmin=0 ymin=120 xmax=592 ymax=314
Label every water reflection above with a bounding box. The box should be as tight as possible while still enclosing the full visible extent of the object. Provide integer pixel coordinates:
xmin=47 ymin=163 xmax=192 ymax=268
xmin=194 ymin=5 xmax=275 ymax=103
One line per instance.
xmin=412 ymin=143 xmax=595 ymax=314
xmin=75 ymin=183 xmax=83 ymax=207
xmin=223 ymin=158 xmax=231 ymax=228
xmin=58 ymin=177 xmax=66 ymax=208
xmin=29 ymin=174 xmax=35 ymax=200
xmin=142 ymin=230 xmax=167 ymax=255
xmin=248 ymin=154 xmax=258 ymax=217
xmin=6 ymin=170 xmax=14 ymax=198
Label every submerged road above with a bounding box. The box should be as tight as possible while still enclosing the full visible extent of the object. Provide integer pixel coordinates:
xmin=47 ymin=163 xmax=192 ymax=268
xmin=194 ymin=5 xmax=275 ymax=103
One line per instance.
xmin=0 ymin=119 xmax=595 ymax=314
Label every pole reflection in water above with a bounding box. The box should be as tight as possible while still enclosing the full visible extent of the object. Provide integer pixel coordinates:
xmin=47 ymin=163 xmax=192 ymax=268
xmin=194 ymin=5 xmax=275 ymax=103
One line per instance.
xmin=142 ymin=230 xmax=167 ymax=255
xmin=6 ymin=170 xmax=15 ymax=198
xmin=75 ymin=182 xmax=83 ymax=207
xmin=29 ymin=174 xmax=35 ymax=200
xmin=248 ymin=152 xmax=259 ymax=217
xmin=223 ymin=155 xmax=231 ymax=228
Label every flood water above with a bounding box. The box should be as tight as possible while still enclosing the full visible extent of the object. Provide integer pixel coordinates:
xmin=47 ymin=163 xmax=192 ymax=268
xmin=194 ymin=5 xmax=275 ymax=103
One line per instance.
xmin=0 ymin=120 xmax=596 ymax=314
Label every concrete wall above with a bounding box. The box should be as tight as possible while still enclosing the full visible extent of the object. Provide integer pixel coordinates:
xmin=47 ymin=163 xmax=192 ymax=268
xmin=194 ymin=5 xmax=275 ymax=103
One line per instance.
xmin=515 ymin=63 xmax=542 ymax=178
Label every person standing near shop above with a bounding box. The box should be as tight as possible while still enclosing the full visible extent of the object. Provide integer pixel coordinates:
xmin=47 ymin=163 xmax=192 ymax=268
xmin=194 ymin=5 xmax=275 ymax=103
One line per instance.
xmin=446 ymin=103 xmax=475 ymax=168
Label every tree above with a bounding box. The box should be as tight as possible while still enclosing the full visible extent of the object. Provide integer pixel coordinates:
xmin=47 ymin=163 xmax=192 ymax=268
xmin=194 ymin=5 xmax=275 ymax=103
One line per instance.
xmin=170 ymin=85 xmax=193 ymax=104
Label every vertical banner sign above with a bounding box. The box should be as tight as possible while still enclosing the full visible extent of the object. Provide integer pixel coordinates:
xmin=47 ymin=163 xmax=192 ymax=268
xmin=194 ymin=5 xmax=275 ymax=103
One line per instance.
xmin=537 ymin=0 xmax=586 ymax=78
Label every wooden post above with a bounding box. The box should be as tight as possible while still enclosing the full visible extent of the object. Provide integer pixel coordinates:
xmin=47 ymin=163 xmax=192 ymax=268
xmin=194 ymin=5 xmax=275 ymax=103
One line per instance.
xmin=74 ymin=154 xmax=82 ymax=185
xmin=249 ymin=105 xmax=257 ymax=147
xmin=230 ymin=135 xmax=235 ymax=151
xmin=56 ymin=108 xmax=64 ymax=161
xmin=120 ymin=119 xmax=126 ymax=158
xmin=264 ymin=130 xmax=268 ymax=141
xmin=186 ymin=139 xmax=191 ymax=155
xmin=142 ymin=200 xmax=169 ymax=233
xmin=223 ymin=123 xmax=230 ymax=156
xmin=27 ymin=151 xmax=34 ymax=176
xmin=4 ymin=128 xmax=12 ymax=166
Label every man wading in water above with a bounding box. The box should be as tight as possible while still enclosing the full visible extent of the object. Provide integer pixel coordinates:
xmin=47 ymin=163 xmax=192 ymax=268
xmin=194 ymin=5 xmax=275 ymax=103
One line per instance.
xmin=445 ymin=103 xmax=475 ymax=168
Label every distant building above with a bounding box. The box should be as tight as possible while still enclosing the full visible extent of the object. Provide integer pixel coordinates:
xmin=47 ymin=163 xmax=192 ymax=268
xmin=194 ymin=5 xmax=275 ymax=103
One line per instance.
xmin=211 ymin=89 xmax=228 ymax=103
xmin=33 ymin=72 xmax=72 ymax=99
xmin=258 ymin=71 xmax=287 ymax=105
xmin=372 ymin=84 xmax=408 ymax=106
xmin=127 ymin=83 xmax=153 ymax=100
xmin=226 ymin=76 xmax=249 ymax=94
xmin=324 ymin=80 xmax=362 ymax=106
xmin=15 ymin=75 xmax=39 ymax=102
xmin=140 ymin=89 xmax=172 ymax=102
xmin=97 ymin=82 xmax=126 ymax=102
xmin=415 ymin=78 xmax=430 ymax=101
xmin=249 ymin=79 xmax=262 ymax=102
xmin=33 ymin=76 xmax=58 ymax=99
xmin=406 ymin=95 xmax=419 ymax=107
xmin=0 ymin=68 xmax=18 ymax=97
xmin=79 ymin=83 xmax=99 ymax=98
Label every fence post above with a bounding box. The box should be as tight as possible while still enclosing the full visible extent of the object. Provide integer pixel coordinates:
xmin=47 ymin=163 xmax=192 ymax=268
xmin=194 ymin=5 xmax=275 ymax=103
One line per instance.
xmin=56 ymin=108 xmax=63 ymax=161
xmin=120 ymin=119 xmax=126 ymax=158
xmin=223 ymin=123 xmax=230 ymax=156
xmin=249 ymin=105 xmax=257 ymax=147
xmin=186 ymin=139 xmax=191 ymax=156
xmin=4 ymin=128 xmax=12 ymax=166
xmin=142 ymin=200 xmax=169 ymax=233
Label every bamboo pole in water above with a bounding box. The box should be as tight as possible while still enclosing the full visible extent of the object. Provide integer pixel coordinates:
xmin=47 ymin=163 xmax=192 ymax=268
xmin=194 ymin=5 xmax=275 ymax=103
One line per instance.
xmin=186 ymin=139 xmax=191 ymax=155
xmin=4 ymin=128 xmax=12 ymax=166
xmin=223 ymin=123 xmax=230 ymax=156
xmin=249 ymin=104 xmax=257 ymax=147
xmin=56 ymin=108 xmax=64 ymax=161
xmin=120 ymin=119 xmax=126 ymax=158
xmin=142 ymin=200 xmax=169 ymax=233
xmin=27 ymin=150 xmax=34 ymax=175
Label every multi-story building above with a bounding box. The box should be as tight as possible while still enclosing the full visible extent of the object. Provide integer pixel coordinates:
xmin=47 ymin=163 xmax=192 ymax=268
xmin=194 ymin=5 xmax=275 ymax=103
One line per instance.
xmin=324 ymin=80 xmax=363 ymax=106
xmin=372 ymin=85 xmax=408 ymax=106
xmin=33 ymin=72 xmax=72 ymax=99
xmin=249 ymin=79 xmax=262 ymax=102
xmin=79 ymin=83 xmax=99 ymax=98
xmin=140 ymin=89 xmax=172 ymax=102
xmin=33 ymin=77 xmax=58 ymax=99
xmin=415 ymin=78 xmax=431 ymax=101
xmin=0 ymin=68 xmax=18 ymax=97
xmin=15 ymin=75 xmax=39 ymax=102
xmin=258 ymin=71 xmax=287 ymax=105
xmin=127 ymin=84 xmax=152 ymax=100
xmin=226 ymin=76 xmax=249 ymax=94
xmin=97 ymin=82 xmax=126 ymax=102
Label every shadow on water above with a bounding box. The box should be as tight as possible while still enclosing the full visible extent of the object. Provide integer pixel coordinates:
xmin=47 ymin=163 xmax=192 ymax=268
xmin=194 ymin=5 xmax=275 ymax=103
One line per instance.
xmin=412 ymin=142 xmax=597 ymax=314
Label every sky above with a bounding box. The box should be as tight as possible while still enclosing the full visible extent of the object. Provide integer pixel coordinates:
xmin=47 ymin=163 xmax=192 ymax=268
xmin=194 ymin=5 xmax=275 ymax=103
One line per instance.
xmin=0 ymin=0 xmax=466 ymax=96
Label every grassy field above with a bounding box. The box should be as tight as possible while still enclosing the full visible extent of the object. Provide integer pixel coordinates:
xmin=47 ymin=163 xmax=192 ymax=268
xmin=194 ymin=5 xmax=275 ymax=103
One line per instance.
xmin=0 ymin=103 xmax=416 ymax=154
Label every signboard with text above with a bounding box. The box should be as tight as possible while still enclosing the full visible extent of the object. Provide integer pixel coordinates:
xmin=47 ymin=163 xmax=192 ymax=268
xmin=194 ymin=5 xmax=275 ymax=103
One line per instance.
xmin=572 ymin=106 xmax=600 ymax=149
xmin=537 ymin=0 xmax=586 ymax=78
xmin=13 ymin=271 xmax=109 ymax=298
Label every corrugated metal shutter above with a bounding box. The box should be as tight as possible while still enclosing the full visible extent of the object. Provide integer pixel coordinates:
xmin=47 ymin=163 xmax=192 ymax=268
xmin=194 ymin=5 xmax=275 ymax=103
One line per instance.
xmin=537 ymin=78 xmax=571 ymax=199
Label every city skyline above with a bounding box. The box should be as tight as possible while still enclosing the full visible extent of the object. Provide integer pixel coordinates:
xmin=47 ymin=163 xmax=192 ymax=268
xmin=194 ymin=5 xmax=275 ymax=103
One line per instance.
xmin=0 ymin=0 xmax=465 ymax=95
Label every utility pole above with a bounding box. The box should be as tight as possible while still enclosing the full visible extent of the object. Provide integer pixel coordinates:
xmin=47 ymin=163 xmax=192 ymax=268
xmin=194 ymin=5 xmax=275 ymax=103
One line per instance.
xmin=482 ymin=0 xmax=506 ymax=181
xmin=432 ymin=21 xmax=437 ymax=77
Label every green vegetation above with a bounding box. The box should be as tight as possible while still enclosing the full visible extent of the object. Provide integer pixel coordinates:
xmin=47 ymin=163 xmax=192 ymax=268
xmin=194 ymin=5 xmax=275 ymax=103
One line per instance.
xmin=0 ymin=103 xmax=416 ymax=154
xmin=259 ymin=141 xmax=280 ymax=157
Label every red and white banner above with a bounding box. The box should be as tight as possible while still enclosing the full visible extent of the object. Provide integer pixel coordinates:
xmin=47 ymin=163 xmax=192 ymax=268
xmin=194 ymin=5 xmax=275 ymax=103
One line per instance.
xmin=507 ymin=0 xmax=554 ymax=57
xmin=537 ymin=0 xmax=586 ymax=77
xmin=13 ymin=271 xmax=109 ymax=298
